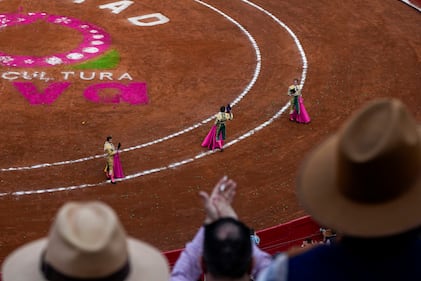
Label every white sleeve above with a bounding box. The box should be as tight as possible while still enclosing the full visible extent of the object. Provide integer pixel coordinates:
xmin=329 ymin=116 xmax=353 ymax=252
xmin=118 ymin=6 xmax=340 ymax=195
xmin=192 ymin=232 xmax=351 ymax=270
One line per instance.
xmin=256 ymin=253 xmax=288 ymax=281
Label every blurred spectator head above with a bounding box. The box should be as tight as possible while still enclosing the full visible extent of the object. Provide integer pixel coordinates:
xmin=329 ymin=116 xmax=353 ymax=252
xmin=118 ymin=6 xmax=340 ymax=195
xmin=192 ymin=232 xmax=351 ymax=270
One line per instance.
xmin=1 ymin=201 xmax=170 ymax=281
xmin=300 ymin=238 xmax=314 ymax=248
xmin=203 ymin=217 xmax=253 ymax=279
xmin=320 ymin=228 xmax=337 ymax=244
xmin=297 ymin=98 xmax=421 ymax=238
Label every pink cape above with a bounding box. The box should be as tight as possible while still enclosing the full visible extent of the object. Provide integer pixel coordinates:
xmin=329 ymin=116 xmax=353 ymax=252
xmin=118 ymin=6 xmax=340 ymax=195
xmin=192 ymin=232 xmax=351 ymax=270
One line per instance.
xmin=113 ymin=152 xmax=125 ymax=178
xmin=290 ymin=96 xmax=311 ymax=124
xmin=201 ymin=125 xmax=223 ymax=150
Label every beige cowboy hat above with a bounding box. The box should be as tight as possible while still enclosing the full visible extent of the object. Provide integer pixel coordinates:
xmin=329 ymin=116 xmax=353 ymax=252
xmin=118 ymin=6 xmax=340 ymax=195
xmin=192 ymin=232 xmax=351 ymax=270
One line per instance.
xmin=1 ymin=201 xmax=170 ymax=281
xmin=297 ymin=98 xmax=421 ymax=237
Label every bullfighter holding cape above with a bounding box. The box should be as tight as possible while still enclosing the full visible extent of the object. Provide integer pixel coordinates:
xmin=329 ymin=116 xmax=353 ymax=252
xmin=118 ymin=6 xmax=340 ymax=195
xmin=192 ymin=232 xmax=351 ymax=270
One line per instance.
xmin=104 ymin=136 xmax=124 ymax=184
xmin=288 ymin=78 xmax=311 ymax=123
xmin=201 ymin=104 xmax=233 ymax=151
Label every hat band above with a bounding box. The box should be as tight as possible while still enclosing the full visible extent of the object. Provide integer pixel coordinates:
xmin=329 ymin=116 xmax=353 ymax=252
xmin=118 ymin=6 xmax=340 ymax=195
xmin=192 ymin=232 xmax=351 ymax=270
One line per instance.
xmin=40 ymin=253 xmax=131 ymax=281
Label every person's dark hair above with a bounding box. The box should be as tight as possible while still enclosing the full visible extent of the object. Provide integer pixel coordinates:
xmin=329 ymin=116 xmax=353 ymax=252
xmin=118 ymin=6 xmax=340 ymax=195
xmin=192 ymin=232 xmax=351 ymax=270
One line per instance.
xmin=106 ymin=136 xmax=112 ymax=141
xmin=203 ymin=218 xmax=252 ymax=279
xmin=220 ymin=106 xmax=226 ymax=112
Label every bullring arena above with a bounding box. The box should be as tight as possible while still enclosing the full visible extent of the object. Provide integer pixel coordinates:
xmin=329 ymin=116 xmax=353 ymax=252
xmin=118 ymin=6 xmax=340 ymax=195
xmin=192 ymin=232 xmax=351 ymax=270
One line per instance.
xmin=0 ymin=0 xmax=419 ymax=268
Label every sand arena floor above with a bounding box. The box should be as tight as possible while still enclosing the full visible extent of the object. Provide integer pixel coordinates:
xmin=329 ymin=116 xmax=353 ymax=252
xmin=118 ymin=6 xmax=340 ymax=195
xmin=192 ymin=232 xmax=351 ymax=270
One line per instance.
xmin=0 ymin=0 xmax=419 ymax=263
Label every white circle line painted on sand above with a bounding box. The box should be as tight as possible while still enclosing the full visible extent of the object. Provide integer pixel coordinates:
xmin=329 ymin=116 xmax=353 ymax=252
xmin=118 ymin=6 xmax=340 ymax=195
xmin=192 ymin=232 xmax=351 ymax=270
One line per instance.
xmin=1 ymin=0 xmax=308 ymax=196
xmin=240 ymin=0 xmax=308 ymax=84
xmin=7 ymin=102 xmax=292 ymax=197
xmin=1 ymin=0 xmax=261 ymax=172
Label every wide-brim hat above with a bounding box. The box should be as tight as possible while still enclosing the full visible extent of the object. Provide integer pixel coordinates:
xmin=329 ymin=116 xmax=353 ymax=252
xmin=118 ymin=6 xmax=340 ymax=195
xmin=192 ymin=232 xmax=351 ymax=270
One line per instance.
xmin=297 ymin=98 xmax=421 ymax=237
xmin=1 ymin=201 xmax=170 ymax=281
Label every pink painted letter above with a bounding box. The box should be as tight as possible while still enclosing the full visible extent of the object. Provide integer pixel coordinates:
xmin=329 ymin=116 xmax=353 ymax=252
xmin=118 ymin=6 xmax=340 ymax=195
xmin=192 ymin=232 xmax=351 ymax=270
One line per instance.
xmin=83 ymin=82 xmax=149 ymax=105
xmin=13 ymin=82 xmax=72 ymax=105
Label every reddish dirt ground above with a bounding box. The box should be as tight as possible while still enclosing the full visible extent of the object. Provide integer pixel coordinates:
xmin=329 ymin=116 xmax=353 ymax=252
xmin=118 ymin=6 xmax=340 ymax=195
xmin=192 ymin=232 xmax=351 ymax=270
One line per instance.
xmin=0 ymin=0 xmax=419 ymax=265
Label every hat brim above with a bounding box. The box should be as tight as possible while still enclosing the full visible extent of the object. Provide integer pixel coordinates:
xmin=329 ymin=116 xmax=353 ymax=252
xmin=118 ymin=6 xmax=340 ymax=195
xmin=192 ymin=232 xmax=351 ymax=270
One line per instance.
xmin=297 ymin=131 xmax=421 ymax=238
xmin=127 ymin=237 xmax=170 ymax=281
xmin=1 ymin=238 xmax=48 ymax=281
xmin=1 ymin=237 xmax=169 ymax=281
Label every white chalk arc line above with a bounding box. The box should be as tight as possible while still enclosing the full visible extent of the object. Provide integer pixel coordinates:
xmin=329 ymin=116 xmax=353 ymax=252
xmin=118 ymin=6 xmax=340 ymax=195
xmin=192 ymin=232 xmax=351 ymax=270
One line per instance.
xmin=9 ymin=103 xmax=292 ymax=197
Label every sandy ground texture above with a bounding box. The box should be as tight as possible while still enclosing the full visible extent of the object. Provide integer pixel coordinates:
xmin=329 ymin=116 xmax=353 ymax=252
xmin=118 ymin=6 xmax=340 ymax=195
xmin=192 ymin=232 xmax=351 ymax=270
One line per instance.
xmin=0 ymin=0 xmax=419 ymax=263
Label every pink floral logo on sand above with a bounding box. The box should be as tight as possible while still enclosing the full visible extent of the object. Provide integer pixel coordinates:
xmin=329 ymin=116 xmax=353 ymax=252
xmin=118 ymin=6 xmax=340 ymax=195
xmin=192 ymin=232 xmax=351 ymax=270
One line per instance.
xmin=0 ymin=12 xmax=111 ymax=67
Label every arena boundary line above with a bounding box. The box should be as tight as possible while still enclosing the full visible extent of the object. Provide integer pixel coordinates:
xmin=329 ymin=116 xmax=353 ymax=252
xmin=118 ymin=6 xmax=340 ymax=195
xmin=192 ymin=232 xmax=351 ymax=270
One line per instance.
xmin=7 ymin=102 xmax=291 ymax=197
xmin=400 ymin=0 xmax=421 ymax=12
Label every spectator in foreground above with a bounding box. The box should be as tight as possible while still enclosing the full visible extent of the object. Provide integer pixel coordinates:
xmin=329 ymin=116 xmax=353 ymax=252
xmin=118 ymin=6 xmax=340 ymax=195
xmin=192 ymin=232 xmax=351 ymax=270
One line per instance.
xmin=204 ymin=217 xmax=254 ymax=281
xmin=257 ymin=98 xmax=421 ymax=281
xmin=1 ymin=201 xmax=170 ymax=281
xmin=170 ymin=176 xmax=272 ymax=281
xmin=320 ymin=228 xmax=337 ymax=245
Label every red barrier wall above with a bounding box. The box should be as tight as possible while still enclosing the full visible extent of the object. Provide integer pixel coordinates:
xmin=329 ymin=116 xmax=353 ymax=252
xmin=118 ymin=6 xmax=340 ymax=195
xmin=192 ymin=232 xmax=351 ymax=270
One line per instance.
xmin=163 ymin=215 xmax=322 ymax=267
xmin=257 ymin=215 xmax=322 ymax=255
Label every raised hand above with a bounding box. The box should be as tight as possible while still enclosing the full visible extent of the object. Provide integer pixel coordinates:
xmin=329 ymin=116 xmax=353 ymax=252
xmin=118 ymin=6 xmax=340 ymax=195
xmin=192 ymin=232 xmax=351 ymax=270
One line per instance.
xmin=199 ymin=175 xmax=237 ymax=224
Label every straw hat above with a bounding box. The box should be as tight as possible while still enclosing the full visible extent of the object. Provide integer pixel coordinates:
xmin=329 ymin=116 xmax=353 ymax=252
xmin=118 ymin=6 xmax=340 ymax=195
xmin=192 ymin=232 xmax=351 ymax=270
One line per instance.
xmin=1 ymin=201 xmax=170 ymax=281
xmin=297 ymin=98 xmax=421 ymax=237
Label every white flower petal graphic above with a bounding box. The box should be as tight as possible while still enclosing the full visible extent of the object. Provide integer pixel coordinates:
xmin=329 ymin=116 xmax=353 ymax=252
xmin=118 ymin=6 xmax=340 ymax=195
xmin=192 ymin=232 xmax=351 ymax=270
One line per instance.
xmin=82 ymin=47 xmax=99 ymax=54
